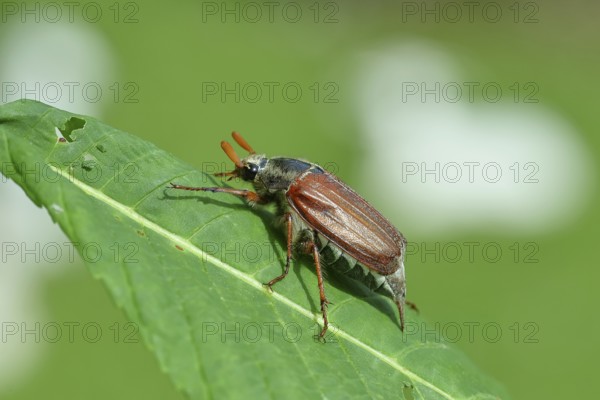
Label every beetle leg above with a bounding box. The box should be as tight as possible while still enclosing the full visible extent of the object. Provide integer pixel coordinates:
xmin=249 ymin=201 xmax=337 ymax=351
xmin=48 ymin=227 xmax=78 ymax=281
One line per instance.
xmin=310 ymin=231 xmax=330 ymax=340
xmin=293 ymin=230 xmax=331 ymax=339
xmin=406 ymin=300 xmax=419 ymax=313
xmin=168 ymin=183 xmax=265 ymax=203
xmin=264 ymin=213 xmax=293 ymax=291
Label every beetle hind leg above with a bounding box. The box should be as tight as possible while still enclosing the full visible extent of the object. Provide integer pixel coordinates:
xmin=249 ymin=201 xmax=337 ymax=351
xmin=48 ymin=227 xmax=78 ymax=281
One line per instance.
xmin=384 ymin=261 xmax=407 ymax=332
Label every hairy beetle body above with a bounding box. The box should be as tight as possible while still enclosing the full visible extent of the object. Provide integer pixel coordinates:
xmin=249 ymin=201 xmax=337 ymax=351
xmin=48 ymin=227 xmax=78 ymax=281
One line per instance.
xmin=169 ymin=133 xmax=409 ymax=339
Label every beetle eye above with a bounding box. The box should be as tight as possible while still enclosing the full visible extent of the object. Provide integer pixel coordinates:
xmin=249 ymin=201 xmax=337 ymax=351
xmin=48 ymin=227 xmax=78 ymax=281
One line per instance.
xmin=241 ymin=163 xmax=259 ymax=181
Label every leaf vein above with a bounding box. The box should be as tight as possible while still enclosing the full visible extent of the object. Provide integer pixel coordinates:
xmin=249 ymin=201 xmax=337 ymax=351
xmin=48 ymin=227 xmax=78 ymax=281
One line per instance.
xmin=47 ymin=164 xmax=456 ymax=400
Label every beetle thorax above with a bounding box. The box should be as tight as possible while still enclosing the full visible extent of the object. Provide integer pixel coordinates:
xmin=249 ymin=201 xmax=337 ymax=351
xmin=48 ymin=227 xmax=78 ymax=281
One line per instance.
xmin=252 ymin=157 xmax=315 ymax=194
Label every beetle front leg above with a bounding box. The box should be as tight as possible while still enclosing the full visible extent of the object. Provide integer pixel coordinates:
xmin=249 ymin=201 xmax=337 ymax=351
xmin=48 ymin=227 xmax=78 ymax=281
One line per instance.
xmin=168 ymin=182 xmax=265 ymax=203
xmin=264 ymin=213 xmax=293 ymax=290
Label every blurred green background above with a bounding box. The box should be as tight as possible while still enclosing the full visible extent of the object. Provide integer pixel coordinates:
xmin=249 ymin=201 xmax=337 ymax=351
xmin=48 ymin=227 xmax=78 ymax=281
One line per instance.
xmin=1 ymin=1 xmax=598 ymax=399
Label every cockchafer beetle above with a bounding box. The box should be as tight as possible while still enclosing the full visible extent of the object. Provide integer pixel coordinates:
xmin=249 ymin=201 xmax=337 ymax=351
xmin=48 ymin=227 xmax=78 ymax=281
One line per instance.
xmin=169 ymin=132 xmax=409 ymax=339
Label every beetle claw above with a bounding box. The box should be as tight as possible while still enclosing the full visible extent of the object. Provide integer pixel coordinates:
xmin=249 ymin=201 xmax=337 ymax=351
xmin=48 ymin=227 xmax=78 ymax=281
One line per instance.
xmin=406 ymin=300 xmax=419 ymax=313
xmin=315 ymin=332 xmax=327 ymax=343
xmin=262 ymin=282 xmax=275 ymax=293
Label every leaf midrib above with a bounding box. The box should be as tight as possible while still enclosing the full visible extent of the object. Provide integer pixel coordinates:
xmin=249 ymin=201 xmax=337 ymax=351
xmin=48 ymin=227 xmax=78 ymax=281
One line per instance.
xmin=48 ymin=164 xmax=454 ymax=400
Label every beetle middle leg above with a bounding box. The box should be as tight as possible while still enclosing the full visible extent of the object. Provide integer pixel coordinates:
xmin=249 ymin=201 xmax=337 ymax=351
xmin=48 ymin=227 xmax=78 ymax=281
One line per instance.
xmin=264 ymin=223 xmax=330 ymax=338
xmin=264 ymin=213 xmax=293 ymax=290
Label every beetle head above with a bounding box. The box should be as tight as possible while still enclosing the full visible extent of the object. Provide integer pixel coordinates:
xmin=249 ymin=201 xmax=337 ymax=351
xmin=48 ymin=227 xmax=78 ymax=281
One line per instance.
xmin=216 ymin=132 xmax=267 ymax=182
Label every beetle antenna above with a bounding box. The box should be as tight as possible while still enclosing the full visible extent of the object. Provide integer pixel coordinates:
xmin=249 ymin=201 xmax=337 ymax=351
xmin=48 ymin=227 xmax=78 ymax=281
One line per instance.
xmin=221 ymin=140 xmax=244 ymax=168
xmin=232 ymin=131 xmax=255 ymax=154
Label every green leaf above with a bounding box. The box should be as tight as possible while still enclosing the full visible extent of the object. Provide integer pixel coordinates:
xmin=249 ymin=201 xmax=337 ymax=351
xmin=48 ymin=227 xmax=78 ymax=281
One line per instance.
xmin=0 ymin=100 xmax=509 ymax=400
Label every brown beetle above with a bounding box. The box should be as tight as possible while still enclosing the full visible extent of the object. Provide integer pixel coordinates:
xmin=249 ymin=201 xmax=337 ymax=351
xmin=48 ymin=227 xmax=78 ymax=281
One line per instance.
xmin=169 ymin=132 xmax=408 ymax=339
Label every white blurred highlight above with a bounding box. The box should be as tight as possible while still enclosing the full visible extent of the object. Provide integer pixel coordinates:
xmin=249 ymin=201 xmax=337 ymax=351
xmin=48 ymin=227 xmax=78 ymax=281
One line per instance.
xmin=0 ymin=22 xmax=116 ymax=115
xmin=0 ymin=22 xmax=116 ymax=391
xmin=357 ymin=41 xmax=593 ymax=235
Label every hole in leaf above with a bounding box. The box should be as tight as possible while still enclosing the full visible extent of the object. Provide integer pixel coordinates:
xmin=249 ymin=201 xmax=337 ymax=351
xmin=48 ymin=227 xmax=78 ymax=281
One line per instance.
xmin=58 ymin=117 xmax=86 ymax=142
xmin=402 ymin=383 xmax=414 ymax=400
